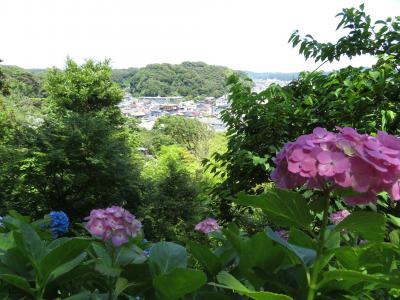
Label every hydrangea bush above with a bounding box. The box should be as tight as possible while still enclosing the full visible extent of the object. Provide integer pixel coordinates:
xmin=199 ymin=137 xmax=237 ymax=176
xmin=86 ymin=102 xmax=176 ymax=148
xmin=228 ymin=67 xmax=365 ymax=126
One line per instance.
xmin=1 ymin=129 xmax=400 ymax=299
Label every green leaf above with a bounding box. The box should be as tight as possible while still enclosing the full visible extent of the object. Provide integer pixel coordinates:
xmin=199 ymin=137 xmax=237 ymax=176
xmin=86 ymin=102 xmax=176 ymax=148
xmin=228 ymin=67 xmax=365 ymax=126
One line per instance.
xmin=187 ymin=241 xmax=221 ymax=275
xmin=288 ymin=228 xmax=316 ymax=249
xmin=115 ymin=244 xmax=146 ymax=265
xmin=335 ymin=246 xmax=363 ymax=270
xmin=388 ymin=214 xmax=400 ymax=227
xmin=267 ymin=228 xmax=316 ymax=266
xmin=214 ymin=271 xmax=293 ymax=300
xmin=48 ymin=252 xmax=87 ymax=282
xmin=389 ymin=230 xmax=400 ymax=245
xmin=40 ymin=238 xmax=90 ymax=283
xmin=92 ymin=243 xmax=121 ymax=277
xmin=149 ymin=242 xmax=187 ymax=276
xmin=20 ymin=223 xmax=45 ymax=263
xmin=318 ymin=270 xmax=400 ymax=290
xmin=224 ymin=229 xmax=285 ymax=272
xmin=0 ymin=232 xmax=14 ymax=251
xmin=234 ymin=189 xmax=313 ymax=229
xmin=335 ymin=211 xmax=386 ymax=241
xmin=324 ymin=228 xmax=341 ymax=250
xmin=115 ymin=277 xmax=136 ymax=297
xmin=0 ymin=274 xmax=34 ymax=296
xmin=153 ymin=268 xmax=207 ymax=300
xmin=62 ymin=291 xmax=91 ymax=300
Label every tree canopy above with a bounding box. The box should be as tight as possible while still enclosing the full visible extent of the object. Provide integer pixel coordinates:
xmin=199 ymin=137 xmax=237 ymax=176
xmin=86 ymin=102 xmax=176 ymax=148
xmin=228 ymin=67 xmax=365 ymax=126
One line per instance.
xmin=125 ymin=61 xmax=239 ymax=98
xmin=45 ymin=59 xmax=123 ymax=112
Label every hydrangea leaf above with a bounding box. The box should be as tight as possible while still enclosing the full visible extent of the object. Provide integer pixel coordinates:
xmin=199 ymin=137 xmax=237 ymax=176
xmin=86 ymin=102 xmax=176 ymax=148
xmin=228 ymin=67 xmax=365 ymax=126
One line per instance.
xmin=213 ymin=271 xmax=293 ymax=300
xmin=187 ymin=241 xmax=221 ymax=275
xmin=267 ymin=228 xmax=316 ymax=267
xmin=149 ymin=242 xmax=187 ymax=276
xmin=235 ymin=189 xmax=313 ymax=229
xmin=153 ymin=268 xmax=206 ymax=300
xmin=334 ymin=211 xmax=386 ymax=242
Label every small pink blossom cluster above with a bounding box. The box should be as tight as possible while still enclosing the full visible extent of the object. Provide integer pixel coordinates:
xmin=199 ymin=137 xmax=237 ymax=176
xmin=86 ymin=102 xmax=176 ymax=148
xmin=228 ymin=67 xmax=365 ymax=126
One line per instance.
xmin=85 ymin=206 xmax=142 ymax=246
xmin=329 ymin=209 xmax=350 ymax=224
xmin=272 ymin=127 xmax=400 ymax=205
xmin=195 ymin=218 xmax=220 ymax=234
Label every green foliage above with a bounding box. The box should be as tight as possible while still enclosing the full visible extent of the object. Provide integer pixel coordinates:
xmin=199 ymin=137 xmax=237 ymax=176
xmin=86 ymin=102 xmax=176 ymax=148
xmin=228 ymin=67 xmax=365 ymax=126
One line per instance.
xmin=1 ymin=4 xmax=400 ymax=300
xmin=0 ymin=63 xmax=10 ymax=96
xmin=111 ymin=68 xmax=138 ymax=89
xmin=215 ymin=271 xmax=294 ymax=300
xmin=211 ymin=6 xmax=400 ymax=202
xmin=153 ymin=268 xmax=207 ymax=300
xmin=0 ymin=65 xmax=44 ymax=97
xmin=45 ymin=58 xmax=122 ymax=113
xmin=138 ymin=148 xmax=205 ymax=243
xmin=0 ymin=215 xmax=90 ymax=299
xmin=153 ymin=115 xmax=212 ymax=157
xmin=289 ymin=4 xmax=400 ymax=62
xmin=126 ymin=61 xmax=237 ymax=98
xmin=234 ymin=189 xmax=313 ymax=229
xmin=335 ymin=211 xmax=386 ymax=242
xmin=0 ymin=59 xmax=142 ymax=221
xmin=3 ymin=112 xmax=141 ymax=220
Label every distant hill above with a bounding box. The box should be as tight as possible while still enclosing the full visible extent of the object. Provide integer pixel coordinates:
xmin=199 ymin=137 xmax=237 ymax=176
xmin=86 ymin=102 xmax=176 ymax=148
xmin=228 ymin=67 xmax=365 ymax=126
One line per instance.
xmin=246 ymin=71 xmax=299 ymax=81
xmin=1 ymin=62 xmax=303 ymax=100
xmin=2 ymin=65 xmax=45 ymax=98
xmin=113 ymin=62 xmax=241 ymax=99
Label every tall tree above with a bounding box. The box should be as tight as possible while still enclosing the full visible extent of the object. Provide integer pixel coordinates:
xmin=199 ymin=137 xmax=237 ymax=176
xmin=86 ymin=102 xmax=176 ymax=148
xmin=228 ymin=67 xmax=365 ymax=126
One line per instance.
xmin=153 ymin=115 xmax=212 ymax=158
xmin=3 ymin=59 xmax=142 ymax=220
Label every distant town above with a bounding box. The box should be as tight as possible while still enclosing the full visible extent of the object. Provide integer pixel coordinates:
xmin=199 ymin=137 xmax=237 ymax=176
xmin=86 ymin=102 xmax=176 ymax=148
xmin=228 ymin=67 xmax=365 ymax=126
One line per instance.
xmin=118 ymin=78 xmax=289 ymax=131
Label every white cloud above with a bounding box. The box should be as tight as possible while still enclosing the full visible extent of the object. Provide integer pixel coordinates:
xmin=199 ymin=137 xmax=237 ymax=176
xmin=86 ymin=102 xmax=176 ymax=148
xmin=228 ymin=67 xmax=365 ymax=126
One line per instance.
xmin=1 ymin=0 xmax=398 ymax=71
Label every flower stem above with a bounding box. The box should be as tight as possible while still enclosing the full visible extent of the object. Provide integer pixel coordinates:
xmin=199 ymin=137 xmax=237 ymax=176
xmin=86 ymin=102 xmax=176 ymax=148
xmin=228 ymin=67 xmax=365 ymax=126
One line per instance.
xmin=307 ymin=189 xmax=330 ymax=300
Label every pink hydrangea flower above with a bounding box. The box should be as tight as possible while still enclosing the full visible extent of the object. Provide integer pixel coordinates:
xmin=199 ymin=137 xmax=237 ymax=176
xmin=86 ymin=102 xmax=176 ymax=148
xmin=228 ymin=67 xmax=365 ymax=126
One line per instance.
xmin=329 ymin=210 xmax=350 ymax=224
xmin=272 ymin=127 xmax=400 ymax=205
xmin=195 ymin=218 xmax=220 ymax=234
xmin=85 ymin=206 xmax=142 ymax=247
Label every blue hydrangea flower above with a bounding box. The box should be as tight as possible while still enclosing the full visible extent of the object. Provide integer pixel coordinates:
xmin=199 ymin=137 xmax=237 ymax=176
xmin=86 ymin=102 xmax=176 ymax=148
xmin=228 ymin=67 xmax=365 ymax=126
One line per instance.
xmin=48 ymin=211 xmax=69 ymax=238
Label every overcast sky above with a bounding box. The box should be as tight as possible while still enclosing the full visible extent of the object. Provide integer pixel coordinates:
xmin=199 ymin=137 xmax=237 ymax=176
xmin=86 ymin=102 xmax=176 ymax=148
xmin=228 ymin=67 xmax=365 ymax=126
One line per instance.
xmin=1 ymin=0 xmax=399 ymax=72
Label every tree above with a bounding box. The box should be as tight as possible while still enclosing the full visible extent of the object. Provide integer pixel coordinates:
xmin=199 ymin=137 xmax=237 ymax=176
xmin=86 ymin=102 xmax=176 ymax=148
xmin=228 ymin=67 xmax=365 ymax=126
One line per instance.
xmin=45 ymin=58 xmax=122 ymax=113
xmin=153 ymin=115 xmax=212 ymax=158
xmin=125 ymin=62 xmax=237 ymax=98
xmin=0 ymin=60 xmax=10 ymax=96
xmin=137 ymin=145 xmax=206 ymax=243
xmin=2 ymin=59 xmax=142 ymax=220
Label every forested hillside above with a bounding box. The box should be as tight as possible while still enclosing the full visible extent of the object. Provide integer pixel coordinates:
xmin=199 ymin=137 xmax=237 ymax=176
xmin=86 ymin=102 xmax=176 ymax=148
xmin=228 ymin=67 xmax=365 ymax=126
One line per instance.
xmin=115 ymin=61 xmax=239 ymax=98
xmin=1 ymin=65 xmax=44 ymax=97
xmin=1 ymin=62 xmax=302 ymax=100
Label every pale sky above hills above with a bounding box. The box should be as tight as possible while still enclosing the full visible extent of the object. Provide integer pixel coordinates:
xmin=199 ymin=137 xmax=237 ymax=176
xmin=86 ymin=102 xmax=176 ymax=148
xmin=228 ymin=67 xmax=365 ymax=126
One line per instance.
xmin=1 ymin=0 xmax=399 ymax=72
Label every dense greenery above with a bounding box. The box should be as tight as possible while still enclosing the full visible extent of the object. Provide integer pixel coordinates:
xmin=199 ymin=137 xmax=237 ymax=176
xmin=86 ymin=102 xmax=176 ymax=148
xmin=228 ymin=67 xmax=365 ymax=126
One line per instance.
xmin=119 ymin=61 xmax=238 ymax=98
xmin=0 ymin=59 xmax=142 ymax=221
xmin=0 ymin=65 xmax=44 ymax=98
xmin=0 ymin=4 xmax=400 ymax=300
xmin=153 ymin=115 xmax=212 ymax=158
